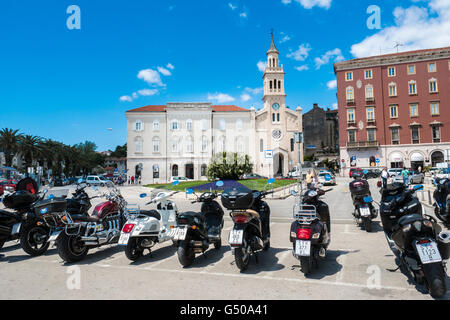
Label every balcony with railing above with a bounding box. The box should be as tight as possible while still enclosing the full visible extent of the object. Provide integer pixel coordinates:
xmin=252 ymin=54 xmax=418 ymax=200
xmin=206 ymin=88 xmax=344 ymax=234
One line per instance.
xmin=346 ymin=141 xmax=380 ymax=150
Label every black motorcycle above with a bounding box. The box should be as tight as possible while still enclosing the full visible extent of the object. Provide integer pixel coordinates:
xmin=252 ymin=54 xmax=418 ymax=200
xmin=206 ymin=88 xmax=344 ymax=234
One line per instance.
xmin=0 ymin=178 xmax=52 ymax=256
xmin=173 ymin=181 xmax=224 ymax=267
xmin=379 ymin=183 xmax=450 ymax=298
xmin=289 ymin=187 xmax=331 ymax=275
xmin=349 ymin=171 xmax=378 ymax=232
xmin=221 ymin=179 xmax=273 ymax=271
xmin=433 ymin=178 xmax=450 ymax=226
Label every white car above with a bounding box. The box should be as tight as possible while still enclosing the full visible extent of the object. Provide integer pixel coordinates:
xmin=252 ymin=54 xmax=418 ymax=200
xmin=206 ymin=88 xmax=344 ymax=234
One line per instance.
xmin=318 ymin=172 xmax=336 ymax=185
xmin=85 ymin=175 xmax=112 ymax=187
xmin=388 ymin=168 xmax=403 ymax=177
xmin=169 ymin=176 xmax=193 ymax=182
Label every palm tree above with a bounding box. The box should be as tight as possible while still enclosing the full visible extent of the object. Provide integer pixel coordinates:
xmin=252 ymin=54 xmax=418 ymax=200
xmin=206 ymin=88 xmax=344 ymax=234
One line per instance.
xmin=0 ymin=128 xmax=22 ymax=167
xmin=18 ymin=135 xmax=42 ymax=171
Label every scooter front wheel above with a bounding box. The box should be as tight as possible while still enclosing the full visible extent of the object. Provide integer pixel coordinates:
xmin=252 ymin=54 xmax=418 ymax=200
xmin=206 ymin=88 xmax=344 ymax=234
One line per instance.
xmin=56 ymin=233 xmax=89 ymax=263
xmin=177 ymin=241 xmax=195 ymax=267
xmin=125 ymin=238 xmax=144 ymax=261
xmin=20 ymin=224 xmax=50 ymax=257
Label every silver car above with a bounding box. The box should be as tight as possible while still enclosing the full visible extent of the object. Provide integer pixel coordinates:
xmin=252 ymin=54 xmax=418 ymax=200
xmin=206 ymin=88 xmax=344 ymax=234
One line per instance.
xmin=392 ymin=171 xmax=424 ymax=185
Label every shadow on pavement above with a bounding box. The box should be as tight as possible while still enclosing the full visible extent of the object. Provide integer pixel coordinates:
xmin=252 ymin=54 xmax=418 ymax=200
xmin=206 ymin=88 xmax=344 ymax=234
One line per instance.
xmin=236 ymin=247 xmax=289 ymax=275
xmin=187 ymin=245 xmax=231 ymax=269
xmin=130 ymin=243 xmax=177 ymax=266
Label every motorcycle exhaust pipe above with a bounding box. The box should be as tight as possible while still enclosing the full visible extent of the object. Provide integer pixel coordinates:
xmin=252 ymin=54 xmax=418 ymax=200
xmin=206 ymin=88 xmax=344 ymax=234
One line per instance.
xmin=140 ymin=239 xmax=154 ymax=248
xmin=438 ymin=231 xmax=450 ymax=260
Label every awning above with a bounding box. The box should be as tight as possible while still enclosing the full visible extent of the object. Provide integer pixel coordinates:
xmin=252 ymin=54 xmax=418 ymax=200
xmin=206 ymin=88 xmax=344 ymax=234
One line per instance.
xmin=410 ymin=153 xmax=424 ymax=162
xmin=390 ymin=152 xmax=403 ymax=162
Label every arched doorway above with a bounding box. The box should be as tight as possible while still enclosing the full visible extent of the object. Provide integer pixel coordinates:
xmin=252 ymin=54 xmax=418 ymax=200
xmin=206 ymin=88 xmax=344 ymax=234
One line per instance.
xmin=135 ymin=163 xmax=143 ymax=178
xmin=431 ymin=151 xmax=444 ymax=167
xmin=185 ymin=163 xmax=194 ymax=179
xmin=172 ymin=164 xmax=178 ymax=177
xmin=410 ymin=152 xmax=424 ymax=171
xmin=273 ymin=153 xmax=284 ymax=177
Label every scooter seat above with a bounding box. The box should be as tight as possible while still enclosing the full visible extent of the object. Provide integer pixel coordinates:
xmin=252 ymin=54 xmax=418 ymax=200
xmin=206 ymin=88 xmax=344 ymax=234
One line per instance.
xmin=139 ymin=210 xmax=161 ymax=220
xmin=180 ymin=211 xmax=205 ymax=221
xmin=71 ymin=214 xmax=100 ymax=223
xmin=397 ymin=214 xmax=423 ymax=227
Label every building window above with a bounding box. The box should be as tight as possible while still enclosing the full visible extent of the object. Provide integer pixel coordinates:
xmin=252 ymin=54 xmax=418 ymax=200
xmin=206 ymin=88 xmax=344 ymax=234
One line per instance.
xmin=219 ymin=119 xmax=226 ymax=131
xmin=411 ymin=127 xmax=420 ymax=144
xmin=428 ymin=62 xmax=437 ymax=73
xmin=409 ymin=104 xmax=418 ymax=117
xmin=152 ymin=120 xmax=160 ymax=131
xmin=367 ymin=129 xmax=376 ymax=142
xmin=346 ymin=87 xmax=354 ymax=101
xmin=272 ymin=113 xmax=275 ymax=122
xmin=172 ymin=164 xmax=179 ymax=177
xmin=408 ymin=81 xmax=417 ymax=95
xmin=186 ymin=119 xmax=193 ymax=131
xmin=236 ymin=119 xmax=243 ymax=131
xmin=365 ymin=70 xmax=373 ymax=79
xmin=345 ymin=72 xmax=353 ymax=81
xmin=408 ymin=65 xmax=416 ymax=75
xmin=432 ymin=126 xmax=441 ymax=143
xmin=429 ymin=78 xmax=438 ymax=93
xmin=186 ymin=137 xmax=194 ymax=153
xmin=391 ymin=128 xmax=400 ymax=145
xmin=348 ymin=130 xmax=356 ymax=143
xmin=171 ymin=120 xmax=180 ymax=131
xmin=347 ymin=109 xmax=355 ymax=123
xmin=201 ymin=119 xmax=208 ymax=131
xmin=388 ymin=67 xmax=396 ymax=77
xmin=366 ymin=107 xmax=375 ymax=122
xmin=278 ymin=81 xmax=281 ymax=90
xmin=135 ymin=137 xmax=143 ymax=153
xmin=431 ymin=102 xmax=439 ymax=116
xmin=201 ymin=164 xmax=207 ymax=177
xmin=260 ymin=139 xmax=264 ymax=152
xmin=390 ymin=105 xmax=398 ymax=119
xmin=277 ymin=113 xmax=280 ymax=122
xmin=290 ymin=138 xmax=294 ymax=152
xmin=135 ymin=120 xmax=143 ymax=132
xmin=153 ymin=165 xmax=159 ymax=179
xmin=236 ymin=136 xmax=244 ymax=153
xmin=152 ymin=138 xmax=160 ymax=153
xmin=388 ymin=82 xmax=397 ymax=97
xmin=365 ymin=85 xmax=374 ymax=100
xmin=201 ymin=136 xmax=208 ymax=152
xmin=270 ymin=81 xmax=273 ymax=89
xmin=171 ymin=139 xmax=178 ymax=153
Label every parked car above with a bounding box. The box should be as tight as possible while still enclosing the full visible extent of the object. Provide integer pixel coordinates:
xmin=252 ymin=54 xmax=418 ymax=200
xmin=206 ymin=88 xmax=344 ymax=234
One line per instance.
xmin=364 ymin=169 xmax=381 ymax=179
xmin=388 ymin=168 xmax=403 ymax=177
xmin=349 ymin=168 xmax=362 ymax=178
xmin=85 ymin=175 xmax=112 ymax=187
xmin=169 ymin=176 xmax=193 ymax=182
xmin=52 ymin=177 xmax=64 ymax=187
xmin=0 ymin=179 xmax=17 ymax=195
xmin=318 ymin=172 xmax=336 ymax=186
xmin=240 ymin=173 xmax=268 ymax=180
xmin=409 ymin=171 xmax=425 ymax=184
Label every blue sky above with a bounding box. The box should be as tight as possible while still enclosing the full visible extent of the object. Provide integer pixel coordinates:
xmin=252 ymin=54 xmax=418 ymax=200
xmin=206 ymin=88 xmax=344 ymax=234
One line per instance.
xmin=1 ymin=0 xmax=448 ymax=151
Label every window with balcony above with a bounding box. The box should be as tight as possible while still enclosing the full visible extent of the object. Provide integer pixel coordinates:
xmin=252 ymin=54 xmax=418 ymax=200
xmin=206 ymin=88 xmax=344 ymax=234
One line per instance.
xmin=391 ymin=128 xmax=399 ymax=145
xmin=432 ymin=126 xmax=441 ymax=143
xmin=171 ymin=119 xmax=180 ymax=131
xmin=390 ymin=105 xmax=398 ymax=119
xmin=367 ymin=129 xmax=376 ymax=142
xmin=408 ymin=81 xmax=417 ymax=95
xmin=389 ymin=83 xmax=397 ymax=97
xmin=431 ymin=102 xmax=439 ymax=116
xmin=428 ymin=62 xmax=436 ymax=73
xmin=345 ymin=72 xmax=353 ymax=81
xmin=388 ymin=67 xmax=396 ymax=77
xmin=409 ymin=104 xmax=418 ymax=117
xmin=346 ymin=87 xmax=354 ymax=102
xmin=365 ymin=69 xmax=372 ymax=79
xmin=366 ymin=107 xmax=375 ymax=122
xmin=348 ymin=130 xmax=356 ymax=143
xmin=429 ymin=78 xmax=438 ymax=93
xmin=365 ymin=85 xmax=374 ymax=101
xmin=411 ymin=127 xmax=420 ymax=144
xmin=347 ymin=109 xmax=355 ymax=123
xmin=408 ymin=64 xmax=416 ymax=75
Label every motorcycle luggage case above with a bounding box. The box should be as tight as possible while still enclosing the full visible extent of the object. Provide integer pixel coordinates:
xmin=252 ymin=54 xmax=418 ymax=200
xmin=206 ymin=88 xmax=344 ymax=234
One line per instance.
xmin=380 ymin=198 xmax=422 ymax=234
xmin=3 ymin=191 xmax=38 ymax=210
xmin=34 ymin=198 xmax=67 ymax=215
xmin=349 ymin=179 xmax=370 ymax=196
xmin=221 ymin=188 xmax=254 ymax=210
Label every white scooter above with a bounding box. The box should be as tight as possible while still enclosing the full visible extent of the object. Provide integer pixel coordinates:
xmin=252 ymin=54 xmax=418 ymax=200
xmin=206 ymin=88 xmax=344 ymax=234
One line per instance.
xmin=119 ymin=181 xmax=179 ymax=261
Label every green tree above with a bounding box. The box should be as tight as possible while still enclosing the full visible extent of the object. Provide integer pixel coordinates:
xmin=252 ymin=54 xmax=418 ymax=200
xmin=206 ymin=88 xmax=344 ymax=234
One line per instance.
xmin=0 ymin=128 xmax=22 ymax=167
xmin=110 ymin=144 xmax=127 ymax=158
xmin=206 ymin=152 xmax=253 ymax=180
xmin=18 ymin=134 xmax=42 ymax=171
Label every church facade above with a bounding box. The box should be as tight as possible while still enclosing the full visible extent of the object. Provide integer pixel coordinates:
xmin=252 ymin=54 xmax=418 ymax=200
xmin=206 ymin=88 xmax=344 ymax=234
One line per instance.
xmin=125 ymin=35 xmax=303 ymax=184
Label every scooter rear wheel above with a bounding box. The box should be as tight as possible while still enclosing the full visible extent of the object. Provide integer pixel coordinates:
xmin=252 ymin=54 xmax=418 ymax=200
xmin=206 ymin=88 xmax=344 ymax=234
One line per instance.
xmin=20 ymin=224 xmax=50 ymax=257
xmin=57 ymin=233 xmax=89 ymax=263
xmin=125 ymin=238 xmax=144 ymax=261
xmin=214 ymin=238 xmax=221 ymax=250
xmin=234 ymin=244 xmax=250 ymax=272
xmin=423 ymin=263 xmax=447 ymax=298
xmin=177 ymin=241 xmax=195 ymax=267
xmin=300 ymin=256 xmax=312 ymax=275
xmin=363 ymin=218 xmax=372 ymax=233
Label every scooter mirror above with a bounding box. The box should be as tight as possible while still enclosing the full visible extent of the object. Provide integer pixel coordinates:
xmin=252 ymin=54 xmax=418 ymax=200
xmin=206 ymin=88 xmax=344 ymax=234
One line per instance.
xmin=172 ymin=180 xmax=180 ymax=186
xmin=77 ymin=178 xmax=83 ymax=184
xmin=139 ymin=193 xmax=147 ymax=198
xmin=268 ymin=178 xmax=275 ymax=185
xmin=216 ymin=181 xmax=224 ymax=187
xmin=186 ymin=188 xmax=194 ymax=195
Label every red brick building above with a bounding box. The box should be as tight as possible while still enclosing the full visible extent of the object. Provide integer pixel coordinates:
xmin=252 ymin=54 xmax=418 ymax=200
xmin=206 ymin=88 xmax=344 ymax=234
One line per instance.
xmin=334 ymin=47 xmax=450 ymax=175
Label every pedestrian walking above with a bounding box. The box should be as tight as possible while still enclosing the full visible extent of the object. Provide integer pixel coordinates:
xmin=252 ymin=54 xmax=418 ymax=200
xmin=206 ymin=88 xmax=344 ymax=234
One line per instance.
xmin=402 ymin=168 xmax=409 ymax=186
xmin=131 ymin=175 xmax=135 ymax=184
xmin=381 ymin=167 xmax=388 ymax=188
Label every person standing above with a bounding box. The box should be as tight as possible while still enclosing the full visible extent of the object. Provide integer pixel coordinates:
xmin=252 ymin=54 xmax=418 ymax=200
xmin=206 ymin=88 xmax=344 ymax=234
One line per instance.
xmin=306 ymin=170 xmax=313 ymax=189
xmin=131 ymin=175 xmax=135 ymax=185
xmin=402 ymin=168 xmax=409 ymax=186
xmin=381 ymin=167 xmax=388 ymax=188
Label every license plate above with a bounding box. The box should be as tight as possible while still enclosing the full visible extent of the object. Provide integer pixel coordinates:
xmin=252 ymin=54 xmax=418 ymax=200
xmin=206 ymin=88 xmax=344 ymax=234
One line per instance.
xmin=173 ymin=227 xmax=187 ymax=241
xmin=229 ymin=229 xmax=244 ymax=245
xmin=295 ymin=240 xmax=311 ymax=257
xmin=416 ymin=241 xmax=442 ymax=264
xmin=118 ymin=233 xmax=131 ymax=245
xmin=360 ymin=207 xmax=371 ymax=217
xmin=11 ymin=223 xmax=21 ymax=235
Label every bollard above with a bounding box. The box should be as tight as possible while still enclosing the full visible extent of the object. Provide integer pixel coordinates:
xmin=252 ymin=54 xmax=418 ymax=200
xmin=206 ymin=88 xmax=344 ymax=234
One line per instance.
xmin=421 ymin=190 xmax=424 ymax=201
xmin=428 ymin=190 xmax=432 ymax=205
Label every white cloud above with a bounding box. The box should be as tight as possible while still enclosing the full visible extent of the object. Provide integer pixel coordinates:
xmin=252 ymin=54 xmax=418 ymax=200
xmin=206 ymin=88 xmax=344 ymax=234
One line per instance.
xmin=166 ymin=63 xmax=175 ymax=70
xmin=241 ymin=93 xmax=251 ymax=102
xmin=314 ymin=48 xmax=344 ymax=69
xmin=228 ymin=3 xmax=237 ymax=10
xmin=295 ymin=65 xmax=309 ymax=71
xmin=137 ymin=89 xmax=159 ymax=96
xmin=282 ymin=0 xmax=332 ymax=9
xmin=207 ymin=93 xmax=235 ymax=103
xmin=137 ymin=69 xmax=164 ymax=86
xmin=286 ymin=44 xmax=312 ymax=61
xmin=331 ymin=102 xmax=338 ymax=110
xmin=351 ymin=0 xmax=450 ymax=58
xmin=280 ymin=35 xmax=291 ymax=43
xmin=157 ymin=66 xmax=172 ymax=76
xmin=327 ymin=80 xmax=337 ymax=90
xmin=239 ymin=12 xmax=248 ymax=18
xmin=257 ymin=60 xmax=267 ymax=72
xmin=245 ymin=87 xmax=263 ymax=95
xmin=120 ymin=95 xmax=133 ymax=102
